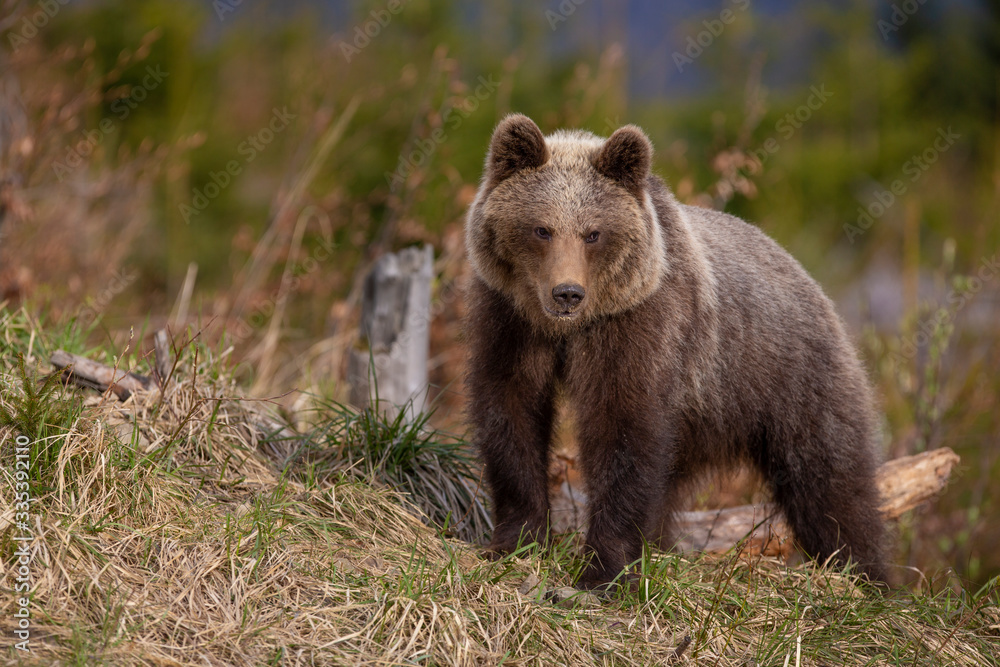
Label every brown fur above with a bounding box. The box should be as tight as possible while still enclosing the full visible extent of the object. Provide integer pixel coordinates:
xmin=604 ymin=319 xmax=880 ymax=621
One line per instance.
xmin=464 ymin=114 xmax=888 ymax=588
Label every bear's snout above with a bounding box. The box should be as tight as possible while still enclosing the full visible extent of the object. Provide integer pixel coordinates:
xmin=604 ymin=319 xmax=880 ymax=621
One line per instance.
xmin=551 ymin=283 xmax=585 ymax=311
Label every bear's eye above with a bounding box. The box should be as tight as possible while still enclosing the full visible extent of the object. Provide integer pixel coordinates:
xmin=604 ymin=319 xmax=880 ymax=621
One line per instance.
xmin=585 ymin=230 xmax=600 ymax=244
xmin=534 ymin=227 xmax=551 ymax=240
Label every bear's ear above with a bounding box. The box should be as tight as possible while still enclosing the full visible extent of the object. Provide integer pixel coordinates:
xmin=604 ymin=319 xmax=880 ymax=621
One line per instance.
xmin=486 ymin=114 xmax=549 ymax=185
xmin=592 ymin=125 xmax=653 ymax=198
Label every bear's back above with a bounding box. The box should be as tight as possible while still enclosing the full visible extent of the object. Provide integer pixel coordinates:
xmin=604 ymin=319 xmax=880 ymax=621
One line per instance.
xmin=670 ymin=198 xmax=875 ymax=451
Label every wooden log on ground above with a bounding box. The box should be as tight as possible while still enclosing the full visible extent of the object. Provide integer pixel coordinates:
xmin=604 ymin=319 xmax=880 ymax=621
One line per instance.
xmin=875 ymin=447 xmax=962 ymax=520
xmin=672 ymin=505 xmax=790 ymax=557
xmin=671 ymin=447 xmax=961 ymax=556
xmin=346 ymin=245 xmax=433 ymax=417
xmin=50 ymin=346 xmax=303 ymax=460
xmin=51 ymin=349 xmax=152 ymax=401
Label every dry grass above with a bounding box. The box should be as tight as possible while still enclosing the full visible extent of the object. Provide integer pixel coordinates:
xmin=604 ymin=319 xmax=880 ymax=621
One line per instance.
xmin=0 ymin=308 xmax=998 ymax=666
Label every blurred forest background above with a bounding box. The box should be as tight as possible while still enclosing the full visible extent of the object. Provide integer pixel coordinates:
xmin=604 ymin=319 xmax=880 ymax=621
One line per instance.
xmin=0 ymin=0 xmax=997 ymax=589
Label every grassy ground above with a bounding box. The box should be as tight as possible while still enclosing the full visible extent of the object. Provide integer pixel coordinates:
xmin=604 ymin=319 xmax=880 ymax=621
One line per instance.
xmin=1 ymin=307 xmax=998 ymax=666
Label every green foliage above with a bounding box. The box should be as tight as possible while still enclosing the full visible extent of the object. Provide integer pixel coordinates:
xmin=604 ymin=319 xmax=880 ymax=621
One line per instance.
xmin=0 ymin=353 xmax=70 ymax=440
xmin=286 ymin=388 xmax=490 ymax=544
xmin=0 ymin=354 xmax=82 ymax=485
xmin=484 ymin=542 xmax=1000 ymax=666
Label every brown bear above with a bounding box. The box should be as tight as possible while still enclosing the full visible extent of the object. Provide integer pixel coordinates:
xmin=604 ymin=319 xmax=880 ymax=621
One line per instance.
xmin=464 ymin=114 xmax=888 ymax=589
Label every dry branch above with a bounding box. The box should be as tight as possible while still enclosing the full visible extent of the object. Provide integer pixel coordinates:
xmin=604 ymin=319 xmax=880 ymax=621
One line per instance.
xmin=51 ymin=349 xmax=152 ymax=401
xmin=672 ymin=448 xmax=961 ymax=556
xmin=152 ymin=328 xmax=171 ymax=387
xmin=49 ymin=347 xmax=301 ymax=459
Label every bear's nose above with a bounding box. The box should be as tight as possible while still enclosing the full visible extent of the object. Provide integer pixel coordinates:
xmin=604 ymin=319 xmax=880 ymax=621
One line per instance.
xmin=552 ymin=283 xmax=585 ymax=309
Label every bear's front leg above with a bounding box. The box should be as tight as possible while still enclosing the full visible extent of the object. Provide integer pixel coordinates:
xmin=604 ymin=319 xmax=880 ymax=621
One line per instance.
xmin=568 ymin=326 xmax=674 ymax=590
xmin=466 ymin=281 xmax=560 ymax=556
xmin=574 ymin=409 xmax=670 ymax=589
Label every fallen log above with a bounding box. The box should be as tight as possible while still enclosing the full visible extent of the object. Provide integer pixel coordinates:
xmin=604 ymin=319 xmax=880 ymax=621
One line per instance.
xmin=50 ymin=341 xmax=302 ymax=459
xmin=671 ymin=447 xmax=961 ymax=556
xmin=875 ymin=447 xmax=962 ymax=520
xmin=54 ymin=329 xmax=173 ymax=397
xmin=51 ymin=349 xmax=152 ymax=401
xmin=550 ymin=448 xmax=960 ymax=557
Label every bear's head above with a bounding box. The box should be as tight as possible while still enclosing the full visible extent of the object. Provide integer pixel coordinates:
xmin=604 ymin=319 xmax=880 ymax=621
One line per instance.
xmin=466 ymin=114 xmax=667 ymax=335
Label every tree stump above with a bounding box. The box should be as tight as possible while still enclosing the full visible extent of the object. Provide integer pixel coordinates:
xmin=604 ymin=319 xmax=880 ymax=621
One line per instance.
xmin=347 ymin=245 xmax=433 ymax=417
